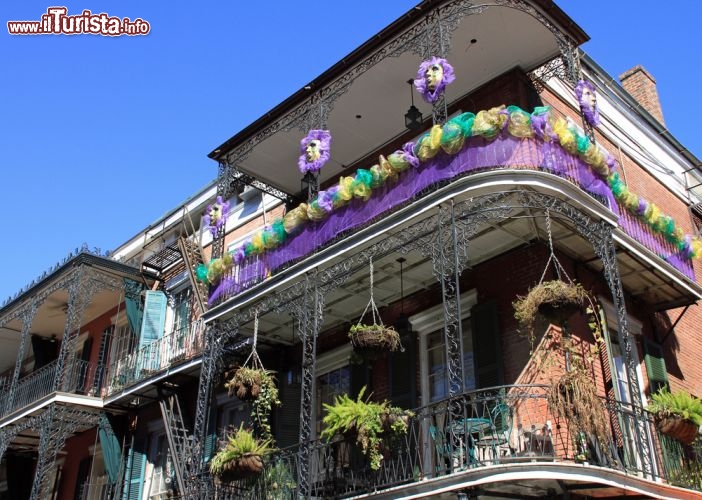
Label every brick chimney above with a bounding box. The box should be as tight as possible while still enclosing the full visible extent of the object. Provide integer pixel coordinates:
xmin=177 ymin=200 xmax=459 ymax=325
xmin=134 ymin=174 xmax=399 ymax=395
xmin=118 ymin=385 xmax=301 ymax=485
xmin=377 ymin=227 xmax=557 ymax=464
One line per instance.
xmin=619 ymin=65 xmax=665 ymax=126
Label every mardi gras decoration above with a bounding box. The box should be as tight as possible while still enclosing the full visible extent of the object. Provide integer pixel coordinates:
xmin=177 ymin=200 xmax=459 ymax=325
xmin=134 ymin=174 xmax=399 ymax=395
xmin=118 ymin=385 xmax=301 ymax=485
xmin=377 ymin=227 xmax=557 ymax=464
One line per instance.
xmin=298 ymin=129 xmax=332 ymax=174
xmin=575 ymin=79 xmax=600 ymax=127
xmin=204 ymin=196 xmax=230 ymax=237
xmin=413 ymin=57 xmax=455 ymax=104
xmin=203 ymin=105 xmax=702 ymax=302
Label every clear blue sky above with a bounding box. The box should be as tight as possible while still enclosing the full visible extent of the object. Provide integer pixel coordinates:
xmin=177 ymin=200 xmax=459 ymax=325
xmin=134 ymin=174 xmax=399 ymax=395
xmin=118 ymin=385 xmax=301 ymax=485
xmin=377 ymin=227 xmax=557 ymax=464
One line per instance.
xmin=1 ymin=1 xmax=700 ymax=303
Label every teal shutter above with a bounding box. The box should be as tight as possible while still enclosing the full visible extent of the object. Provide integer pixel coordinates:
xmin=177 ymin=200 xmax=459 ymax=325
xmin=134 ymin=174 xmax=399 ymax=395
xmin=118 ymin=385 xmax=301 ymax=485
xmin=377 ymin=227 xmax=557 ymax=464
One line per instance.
xmin=351 ymin=359 xmax=371 ymax=398
xmin=390 ymin=324 xmax=416 ymax=409
xmin=203 ymin=406 xmax=218 ymax=464
xmin=139 ymin=291 xmax=167 ymax=371
xmin=98 ymin=414 xmax=122 ymax=484
xmin=643 ymin=338 xmax=668 ymax=393
xmin=139 ymin=291 xmax=167 ymax=346
xmin=470 ymin=301 xmax=503 ymax=388
xmin=123 ymin=438 xmax=146 ymax=500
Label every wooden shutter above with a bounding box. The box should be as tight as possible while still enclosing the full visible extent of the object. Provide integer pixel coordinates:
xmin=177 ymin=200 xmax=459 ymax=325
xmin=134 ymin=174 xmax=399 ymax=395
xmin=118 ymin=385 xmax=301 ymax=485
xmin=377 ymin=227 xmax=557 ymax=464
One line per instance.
xmin=203 ymin=406 xmax=218 ymax=464
xmin=390 ymin=327 xmax=416 ymax=409
xmin=278 ymin=370 xmax=302 ymax=448
xmin=123 ymin=438 xmax=146 ymax=500
xmin=139 ymin=291 xmax=166 ymax=372
xmin=351 ymin=360 xmax=371 ymax=398
xmin=470 ymin=301 xmax=503 ymax=388
xmin=643 ymin=338 xmax=668 ymax=393
xmin=98 ymin=414 xmax=122 ymax=484
xmin=124 ymin=279 xmax=144 ymax=336
xmin=139 ymin=291 xmax=167 ymax=346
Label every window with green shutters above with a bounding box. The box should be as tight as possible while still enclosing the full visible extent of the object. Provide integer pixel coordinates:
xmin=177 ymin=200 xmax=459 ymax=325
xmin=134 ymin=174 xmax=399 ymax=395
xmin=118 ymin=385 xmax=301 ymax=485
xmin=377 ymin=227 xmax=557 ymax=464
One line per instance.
xmin=643 ymin=338 xmax=668 ymax=394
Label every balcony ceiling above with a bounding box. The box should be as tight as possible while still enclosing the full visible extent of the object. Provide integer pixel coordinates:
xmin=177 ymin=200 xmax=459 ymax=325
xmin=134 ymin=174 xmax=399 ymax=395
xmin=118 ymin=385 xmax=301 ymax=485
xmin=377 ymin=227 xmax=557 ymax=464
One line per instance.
xmin=211 ymin=1 xmax=587 ymax=198
xmin=0 ymin=255 xmax=147 ymax=374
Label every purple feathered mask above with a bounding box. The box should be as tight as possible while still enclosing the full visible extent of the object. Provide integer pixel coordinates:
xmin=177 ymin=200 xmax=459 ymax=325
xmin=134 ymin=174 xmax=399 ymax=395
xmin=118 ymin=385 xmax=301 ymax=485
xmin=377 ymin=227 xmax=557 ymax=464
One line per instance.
xmin=298 ymin=129 xmax=332 ymax=174
xmin=414 ymin=57 xmax=456 ymax=104
xmin=204 ymin=196 xmax=230 ymax=237
xmin=575 ymin=79 xmax=600 ymax=127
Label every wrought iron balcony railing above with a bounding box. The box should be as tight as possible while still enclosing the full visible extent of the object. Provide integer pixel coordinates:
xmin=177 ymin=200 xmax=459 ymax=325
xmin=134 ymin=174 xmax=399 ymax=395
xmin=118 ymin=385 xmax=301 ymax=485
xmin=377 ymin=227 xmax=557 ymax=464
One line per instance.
xmin=205 ymin=384 xmax=698 ymax=498
xmin=211 ymin=147 xmax=695 ymax=306
xmin=0 ymin=358 xmax=99 ymax=420
xmin=105 ymin=321 xmax=204 ymax=395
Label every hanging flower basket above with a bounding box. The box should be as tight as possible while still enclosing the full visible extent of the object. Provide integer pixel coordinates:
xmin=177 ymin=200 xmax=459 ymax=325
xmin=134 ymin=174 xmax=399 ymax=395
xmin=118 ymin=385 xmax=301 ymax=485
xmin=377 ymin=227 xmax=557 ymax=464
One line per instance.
xmin=349 ymin=257 xmax=403 ymax=355
xmin=514 ymin=280 xmax=589 ymax=343
xmin=349 ymin=323 xmax=401 ymax=353
xmin=210 ymin=424 xmax=274 ymax=483
xmin=225 ymin=366 xmax=273 ymax=401
xmin=657 ymin=416 xmax=699 ymax=445
xmin=649 ymin=388 xmax=702 ymax=445
xmin=216 ymin=453 xmax=264 ymax=482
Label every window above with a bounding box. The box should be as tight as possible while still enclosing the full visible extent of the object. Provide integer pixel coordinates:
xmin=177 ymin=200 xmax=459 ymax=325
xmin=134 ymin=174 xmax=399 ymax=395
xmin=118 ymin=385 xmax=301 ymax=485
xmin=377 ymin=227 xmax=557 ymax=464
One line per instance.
xmin=599 ymin=300 xmax=645 ymax=406
xmin=171 ymin=289 xmax=191 ymax=337
xmin=146 ymin=433 xmax=174 ymax=499
xmin=314 ymin=345 xmax=352 ymax=437
xmin=425 ymin=318 xmax=475 ymax=402
xmin=411 ymin=290 xmax=478 ymax=406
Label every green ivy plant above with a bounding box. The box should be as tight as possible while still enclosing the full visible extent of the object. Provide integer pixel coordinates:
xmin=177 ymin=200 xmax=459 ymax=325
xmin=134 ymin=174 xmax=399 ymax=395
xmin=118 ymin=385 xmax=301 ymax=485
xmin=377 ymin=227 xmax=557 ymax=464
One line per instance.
xmin=225 ymin=367 xmax=281 ymax=440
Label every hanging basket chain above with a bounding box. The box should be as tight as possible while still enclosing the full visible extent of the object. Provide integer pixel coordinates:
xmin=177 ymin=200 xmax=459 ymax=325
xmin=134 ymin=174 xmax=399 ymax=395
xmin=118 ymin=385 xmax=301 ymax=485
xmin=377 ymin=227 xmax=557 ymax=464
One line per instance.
xmin=538 ymin=209 xmax=572 ymax=285
xmin=356 ymin=257 xmax=383 ymax=327
xmin=241 ymin=308 xmax=263 ymax=370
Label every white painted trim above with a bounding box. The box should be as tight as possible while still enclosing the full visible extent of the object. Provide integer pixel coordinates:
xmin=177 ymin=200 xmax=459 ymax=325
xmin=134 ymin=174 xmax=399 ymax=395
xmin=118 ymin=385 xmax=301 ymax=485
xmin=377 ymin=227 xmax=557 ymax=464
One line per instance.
xmin=316 ymin=344 xmax=352 ymax=376
xmin=598 ymin=298 xmax=643 ymax=336
xmin=409 ymin=289 xmax=477 ymax=408
xmin=408 ymin=290 xmax=477 ymax=334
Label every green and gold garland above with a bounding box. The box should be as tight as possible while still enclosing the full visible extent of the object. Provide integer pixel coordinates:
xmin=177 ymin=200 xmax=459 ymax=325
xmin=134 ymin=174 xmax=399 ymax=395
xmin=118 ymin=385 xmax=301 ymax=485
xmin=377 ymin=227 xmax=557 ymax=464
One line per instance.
xmin=198 ymin=105 xmax=701 ymax=285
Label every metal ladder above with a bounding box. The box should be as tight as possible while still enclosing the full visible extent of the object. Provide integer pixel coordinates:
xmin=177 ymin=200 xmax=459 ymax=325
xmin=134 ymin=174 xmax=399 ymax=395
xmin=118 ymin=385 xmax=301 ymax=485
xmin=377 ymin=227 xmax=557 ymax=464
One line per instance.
xmin=158 ymin=392 xmax=193 ymax=496
xmin=177 ymin=234 xmax=208 ymax=318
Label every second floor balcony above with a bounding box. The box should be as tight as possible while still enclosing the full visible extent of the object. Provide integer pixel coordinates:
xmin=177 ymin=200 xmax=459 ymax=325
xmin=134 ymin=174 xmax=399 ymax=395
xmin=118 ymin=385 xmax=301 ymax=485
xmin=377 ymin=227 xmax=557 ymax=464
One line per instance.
xmin=207 ymin=384 xmax=701 ymax=499
xmin=205 ymin=104 xmax=701 ymax=312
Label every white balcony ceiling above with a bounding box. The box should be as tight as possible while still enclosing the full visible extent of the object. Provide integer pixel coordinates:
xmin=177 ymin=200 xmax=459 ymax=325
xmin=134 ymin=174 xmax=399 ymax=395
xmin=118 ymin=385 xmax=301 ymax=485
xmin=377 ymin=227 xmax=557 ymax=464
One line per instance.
xmin=212 ymin=1 xmax=583 ymax=197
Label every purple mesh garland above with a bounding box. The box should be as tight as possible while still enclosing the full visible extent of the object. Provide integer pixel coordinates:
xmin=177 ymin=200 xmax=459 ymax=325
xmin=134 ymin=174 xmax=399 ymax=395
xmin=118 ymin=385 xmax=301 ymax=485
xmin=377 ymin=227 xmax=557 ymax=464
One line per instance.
xmin=617 ymin=206 xmax=694 ymax=279
xmin=210 ymin=134 xmax=624 ymax=303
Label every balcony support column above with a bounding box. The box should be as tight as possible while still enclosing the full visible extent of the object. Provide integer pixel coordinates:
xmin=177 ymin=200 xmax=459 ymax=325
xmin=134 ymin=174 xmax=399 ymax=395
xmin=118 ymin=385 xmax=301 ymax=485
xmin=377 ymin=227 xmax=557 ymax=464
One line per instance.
xmin=291 ymin=272 xmax=324 ymax=498
xmin=594 ymin=224 xmax=655 ymax=478
xmin=29 ymin=405 xmax=100 ymax=500
xmin=5 ymin=301 xmax=39 ymax=414
xmin=190 ymin=322 xmax=228 ymax=497
xmin=52 ymin=268 xmax=118 ymax=393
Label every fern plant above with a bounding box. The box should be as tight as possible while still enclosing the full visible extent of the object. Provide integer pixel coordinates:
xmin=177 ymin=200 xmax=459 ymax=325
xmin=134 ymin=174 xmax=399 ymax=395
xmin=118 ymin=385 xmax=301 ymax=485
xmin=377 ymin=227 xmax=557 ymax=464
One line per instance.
xmin=649 ymin=388 xmax=702 ymax=426
xmin=320 ymin=386 xmax=412 ymax=470
xmin=210 ymin=423 xmax=275 ymax=478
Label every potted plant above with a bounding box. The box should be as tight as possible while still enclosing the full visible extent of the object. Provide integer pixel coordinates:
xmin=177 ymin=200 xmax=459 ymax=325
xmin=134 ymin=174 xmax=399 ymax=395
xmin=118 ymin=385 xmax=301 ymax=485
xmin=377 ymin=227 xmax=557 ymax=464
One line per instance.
xmin=348 ymin=257 xmax=402 ymax=355
xmin=320 ymin=386 xmax=412 ymax=470
xmin=348 ymin=322 xmax=401 ymax=353
xmin=225 ymin=366 xmax=275 ymax=400
xmin=210 ymin=423 xmax=275 ymax=482
xmin=514 ymin=279 xmax=589 ymax=344
xmin=224 ymin=366 xmax=281 ymax=439
xmin=648 ymin=388 xmax=702 ymax=445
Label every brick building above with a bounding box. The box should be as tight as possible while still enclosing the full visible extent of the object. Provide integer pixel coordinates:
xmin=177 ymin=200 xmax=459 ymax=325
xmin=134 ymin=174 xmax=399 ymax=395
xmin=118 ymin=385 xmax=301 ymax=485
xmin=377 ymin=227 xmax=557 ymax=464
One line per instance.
xmin=1 ymin=1 xmax=702 ymax=498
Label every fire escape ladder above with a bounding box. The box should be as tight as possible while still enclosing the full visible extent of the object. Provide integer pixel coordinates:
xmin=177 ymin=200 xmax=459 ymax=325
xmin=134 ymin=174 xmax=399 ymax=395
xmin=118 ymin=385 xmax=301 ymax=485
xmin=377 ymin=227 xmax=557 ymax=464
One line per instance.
xmin=177 ymin=236 xmax=208 ymax=317
xmin=158 ymin=392 xmax=193 ymax=496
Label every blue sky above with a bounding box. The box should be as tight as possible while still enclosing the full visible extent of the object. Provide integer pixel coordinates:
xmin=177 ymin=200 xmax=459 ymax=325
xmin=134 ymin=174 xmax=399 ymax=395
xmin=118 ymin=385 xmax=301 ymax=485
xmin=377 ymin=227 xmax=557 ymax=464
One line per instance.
xmin=1 ymin=1 xmax=700 ymax=302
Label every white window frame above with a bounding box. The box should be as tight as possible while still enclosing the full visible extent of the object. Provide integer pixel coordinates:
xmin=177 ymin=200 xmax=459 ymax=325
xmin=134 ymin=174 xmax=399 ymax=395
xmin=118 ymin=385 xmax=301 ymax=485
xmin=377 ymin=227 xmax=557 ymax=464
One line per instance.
xmin=409 ymin=289 xmax=477 ymax=407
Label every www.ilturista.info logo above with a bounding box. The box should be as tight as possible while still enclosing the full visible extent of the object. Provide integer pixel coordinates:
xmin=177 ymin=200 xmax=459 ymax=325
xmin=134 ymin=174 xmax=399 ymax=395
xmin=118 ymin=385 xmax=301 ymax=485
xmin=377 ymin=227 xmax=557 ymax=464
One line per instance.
xmin=7 ymin=7 xmax=150 ymax=36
